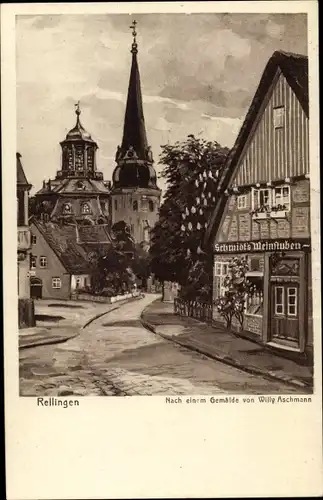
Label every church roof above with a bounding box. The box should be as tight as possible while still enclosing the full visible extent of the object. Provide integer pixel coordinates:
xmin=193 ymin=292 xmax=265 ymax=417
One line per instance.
xmin=112 ymin=21 xmax=159 ymax=190
xmin=63 ymin=104 xmax=96 ymax=144
xmin=204 ymin=50 xmax=309 ymax=247
xmin=16 ymin=153 xmax=31 ymax=188
xmin=35 ymin=178 xmax=110 ymax=196
xmin=32 ymin=219 xmax=112 ymax=274
xmin=120 ymin=25 xmax=148 ymax=161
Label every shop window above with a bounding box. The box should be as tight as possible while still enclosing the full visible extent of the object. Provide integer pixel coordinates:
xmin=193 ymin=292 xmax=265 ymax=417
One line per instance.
xmin=273 ymin=185 xmax=290 ymax=211
xmin=133 ymin=200 xmax=138 ymax=211
xmin=273 ymin=106 xmax=285 ymax=129
xmin=214 ymin=262 xmax=229 ymax=297
xmin=245 ymin=275 xmax=264 ymax=316
xmin=237 ymin=195 xmax=247 ymax=210
xmin=52 ymin=277 xmax=62 ymax=289
xmin=39 ymin=256 xmax=47 ymax=268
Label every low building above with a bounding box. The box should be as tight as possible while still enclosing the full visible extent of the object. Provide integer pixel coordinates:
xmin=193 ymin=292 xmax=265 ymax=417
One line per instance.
xmin=29 ymin=219 xmax=112 ymax=299
xmin=17 ymin=153 xmax=35 ymax=328
xmin=206 ymin=51 xmax=311 ymax=358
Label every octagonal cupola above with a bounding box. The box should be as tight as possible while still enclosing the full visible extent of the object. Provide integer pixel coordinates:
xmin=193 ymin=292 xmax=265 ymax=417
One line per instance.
xmin=59 ymin=102 xmax=99 ymax=179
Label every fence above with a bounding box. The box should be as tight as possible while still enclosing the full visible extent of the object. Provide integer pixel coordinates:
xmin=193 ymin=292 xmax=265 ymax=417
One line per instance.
xmin=70 ymin=291 xmax=140 ymax=304
xmin=174 ymin=298 xmax=213 ymax=323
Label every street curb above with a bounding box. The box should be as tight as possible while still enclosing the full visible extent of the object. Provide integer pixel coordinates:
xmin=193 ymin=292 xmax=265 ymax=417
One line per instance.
xmin=81 ymin=297 xmax=141 ymax=330
xmin=19 ymin=332 xmax=79 ymax=350
xmin=140 ymin=315 xmax=312 ymax=392
xmin=82 ymin=306 xmax=120 ymax=329
xmin=19 ymin=296 xmax=144 ymax=350
xmin=82 ymin=295 xmax=143 ymax=329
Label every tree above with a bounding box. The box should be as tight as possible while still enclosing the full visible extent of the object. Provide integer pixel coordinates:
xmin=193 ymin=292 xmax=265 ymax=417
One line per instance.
xmin=131 ymin=244 xmax=152 ymax=289
xmin=149 ymin=134 xmax=230 ymax=303
xmin=214 ymin=256 xmax=255 ymax=329
xmin=90 ymin=221 xmax=136 ymax=295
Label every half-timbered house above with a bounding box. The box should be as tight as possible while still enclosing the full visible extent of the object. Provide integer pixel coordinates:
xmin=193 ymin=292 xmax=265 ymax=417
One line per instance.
xmin=206 ymin=51 xmax=311 ymax=358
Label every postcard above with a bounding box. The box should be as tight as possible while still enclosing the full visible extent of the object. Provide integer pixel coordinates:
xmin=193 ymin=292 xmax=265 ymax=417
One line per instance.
xmin=2 ymin=1 xmax=322 ymax=498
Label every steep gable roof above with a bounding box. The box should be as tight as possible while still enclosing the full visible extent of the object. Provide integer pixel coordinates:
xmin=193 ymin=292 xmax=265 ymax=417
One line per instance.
xmin=17 ymin=153 xmax=31 ymax=188
xmin=205 ymin=50 xmax=309 ymax=247
xmin=32 ymin=220 xmax=112 ymax=274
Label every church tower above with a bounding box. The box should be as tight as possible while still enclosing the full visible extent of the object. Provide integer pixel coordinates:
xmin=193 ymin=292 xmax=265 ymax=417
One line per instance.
xmin=34 ymin=104 xmax=111 ymax=225
xmin=111 ymin=20 xmax=161 ymax=245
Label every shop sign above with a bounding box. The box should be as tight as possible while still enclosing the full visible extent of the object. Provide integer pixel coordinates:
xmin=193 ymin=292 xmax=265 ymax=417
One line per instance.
xmin=214 ymin=239 xmax=311 ymax=254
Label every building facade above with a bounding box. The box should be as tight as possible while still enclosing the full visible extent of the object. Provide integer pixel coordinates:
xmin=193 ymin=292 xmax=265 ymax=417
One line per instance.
xmin=110 ymin=21 xmax=161 ymax=245
xmin=29 ymin=219 xmax=112 ymax=299
xmin=206 ymin=51 xmax=311 ymax=357
xmin=33 ymin=104 xmax=111 ymax=225
xmin=17 ymin=153 xmax=35 ymax=328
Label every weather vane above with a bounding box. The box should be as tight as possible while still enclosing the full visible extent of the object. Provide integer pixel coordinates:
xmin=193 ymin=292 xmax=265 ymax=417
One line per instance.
xmin=130 ymin=19 xmax=138 ymax=53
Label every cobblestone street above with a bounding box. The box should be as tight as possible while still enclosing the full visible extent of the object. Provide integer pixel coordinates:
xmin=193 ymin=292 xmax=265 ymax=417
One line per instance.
xmin=20 ymin=295 xmax=303 ymax=396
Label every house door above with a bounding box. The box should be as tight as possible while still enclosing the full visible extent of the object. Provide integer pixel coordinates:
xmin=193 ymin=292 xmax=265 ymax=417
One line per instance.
xmin=30 ymin=277 xmax=43 ymax=299
xmin=270 ymin=283 xmax=299 ymax=345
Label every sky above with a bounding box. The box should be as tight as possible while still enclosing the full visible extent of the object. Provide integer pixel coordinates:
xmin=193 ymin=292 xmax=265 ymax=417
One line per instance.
xmin=16 ymin=13 xmax=307 ymax=194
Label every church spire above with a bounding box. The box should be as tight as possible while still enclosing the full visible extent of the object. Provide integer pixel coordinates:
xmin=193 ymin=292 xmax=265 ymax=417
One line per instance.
xmin=119 ymin=19 xmax=150 ymax=163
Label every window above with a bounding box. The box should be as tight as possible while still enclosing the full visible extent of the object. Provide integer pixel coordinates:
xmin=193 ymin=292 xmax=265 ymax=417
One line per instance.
xmin=39 ymin=256 xmax=47 ymax=268
xmin=273 ymin=106 xmax=285 ymax=129
xmin=273 ymin=185 xmax=290 ymax=211
xmin=214 ymin=262 xmax=229 ymax=298
xmin=252 ymin=188 xmax=272 ymax=210
xmin=245 ymin=276 xmax=264 ymax=316
xmin=287 ymin=287 xmax=298 ymax=317
xmin=81 ymin=203 xmax=91 ymax=214
xmin=31 ymin=234 xmax=37 ymax=245
xmin=114 ymin=200 xmax=118 ymax=211
xmin=149 ymin=200 xmax=154 ymax=212
xmin=133 ymin=200 xmax=138 ymax=211
xmin=52 ymin=277 xmax=62 ymax=289
xmin=274 ymin=286 xmax=285 ymax=315
xmin=237 ymin=195 xmax=247 ymax=210
xmin=76 ymin=181 xmax=85 ymax=190
xmin=62 ymin=203 xmax=72 ymax=214
xmin=30 ymin=255 xmax=37 ymax=269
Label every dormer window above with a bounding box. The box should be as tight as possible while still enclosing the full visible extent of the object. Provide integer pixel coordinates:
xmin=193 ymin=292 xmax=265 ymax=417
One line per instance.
xmin=62 ymin=203 xmax=72 ymax=214
xmin=81 ymin=202 xmax=91 ymax=214
xmin=273 ymin=106 xmax=285 ymax=129
xmin=76 ymin=181 xmax=85 ymax=190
